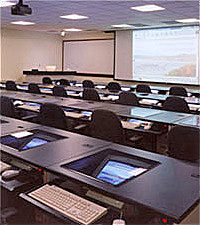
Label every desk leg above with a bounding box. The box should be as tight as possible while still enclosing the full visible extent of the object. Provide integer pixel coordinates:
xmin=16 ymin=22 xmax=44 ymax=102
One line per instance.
xmin=43 ymin=171 xmax=50 ymax=183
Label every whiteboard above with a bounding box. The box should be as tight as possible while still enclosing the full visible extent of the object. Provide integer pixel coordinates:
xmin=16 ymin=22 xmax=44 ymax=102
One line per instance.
xmin=63 ymin=39 xmax=114 ymax=75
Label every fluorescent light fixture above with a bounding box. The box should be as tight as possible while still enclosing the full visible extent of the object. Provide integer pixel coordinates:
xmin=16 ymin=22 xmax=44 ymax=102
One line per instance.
xmin=0 ymin=0 xmax=15 ymax=7
xmin=11 ymin=21 xmax=35 ymax=25
xmin=64 ymin=28 xmax=82 ymax=32
xmin=175 ymin=18 xmax=200 ymax=23
xmin=111 ymin=24 xmax=132 ymax=28
xmin=60 ymin=14 xmax=88 ymax=20
xmin=131 ymin=4 xmax=165 ymax=12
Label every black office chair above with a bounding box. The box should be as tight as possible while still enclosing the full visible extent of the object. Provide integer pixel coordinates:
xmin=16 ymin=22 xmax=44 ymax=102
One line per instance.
xmin=83 ymin=88 xmax=100 ymax=101
xmin=28 ymin=83 xmax=41 ymax=94
xmin=167 ymin=126 xmax=199 ymax=162
xmin=107 ymin=82 xmax=121 ymax=92
xmin=82 ymin=80 xmax=95 ymax=88
xmin=0 ymin=97 xmax=18 ymax=118
xmin=88 ymin=109 xmax=125 ymax=144
xmin=116 ymin=91 xmax=139 ymax=106
xmin=5 ymin=80 xmax=17 ymax=91
xmin=52 ymin=86 xmax=67 ymax=97
xmin=42 ymin=77 xmax=52 ymax=84
xmin=136 ymin=84 xmax=151 ymax=93
xmin=39 ymin=103 xmax=68 ymax=130
xmin=162 ymin=96 xmax=190 ymax=113
xmin=60 ymin=79 xmax=70 ymax=86
xmin=169 ymin=86 xmax=188 ymax=97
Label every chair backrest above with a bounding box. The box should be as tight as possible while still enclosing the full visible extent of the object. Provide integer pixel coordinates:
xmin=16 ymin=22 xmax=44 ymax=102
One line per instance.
xmin=107 ymin=82 xmax=121 ymax=92
xmin=82 ymin=80 xmax=95 ymax=88
xmin=89 ymin=109 xmax=125 ymax=144
xmin=83 ymin=88 xmax=100 ymax=101
xmin=42 ymin=77 xmax=52 ymax=84
xmin=162 ymin=96 xmax=190 ymax=113
xmin=28 ymin=83 xmax=41 ymax=94
xmin=136 ymin=84 xmax=151 ymax=93
xmin=117 ymin=91 xmax=139 ymax=106
xmin=0 ymin=97 xmax=17 ymax=118
xmin=169 ymin=86 xmax=188 ymax=97
xmin=167 ymin=126 xmax=199 ymax=162
xmin=39 ymin=103 xmax=67 ymax=129
xmin=52 ymin=86 xmax=67 ymax=97
xmin=60 ymin=79 xmax=70 ymax=86
xmin=5 ymin=80 xmax=17 ymax=91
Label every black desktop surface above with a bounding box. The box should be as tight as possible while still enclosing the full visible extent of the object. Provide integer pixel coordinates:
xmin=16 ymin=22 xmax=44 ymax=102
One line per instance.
xmin=1 ymin=90 xmax=198 ymax=126
xmin=1 ymin=116 xmax=40 ymax=136
xmin=47 ymin=143 xmax=199 ymax=223
xmin=1 ymin=125 xmax=111 ymax=168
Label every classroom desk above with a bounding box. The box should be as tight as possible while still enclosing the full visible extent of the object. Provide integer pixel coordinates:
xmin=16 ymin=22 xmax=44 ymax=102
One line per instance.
xmin=1 ymin=116 xmax=40 ymax=136
xmin=58 ymin=86 xmax=200 ymax=105
xmin=46 ymin=143 xmax=199 ymax=224
xmin=129 ymin=85 xmax=200 ymax=96
xmin=1 ymin=122 xmax=111 ymax=168
xmin=2 ymin=83 xmax=200 ymax=109
xmin=1 ymin=90 xmax=197 ymax=127
xmin=176 ymin=115 xmax=200 ymax=128
xmin=42 ymin=85 xmax=200 ymax=106
xmin=1 ymin=117 xmax=199 ymax=224
xmin=137 ymin=93 xmax=200 ymax=105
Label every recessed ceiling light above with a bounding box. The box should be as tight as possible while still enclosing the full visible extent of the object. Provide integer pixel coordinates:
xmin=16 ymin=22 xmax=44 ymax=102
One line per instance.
xmin=111 ymin=24 xmax=132 ymax=28
xmin=64 ymin=28 xmax=82 ymax=32
xmin=60 ymin=14 xmax=88 ymax=20
xmin=131 ymin=4 xmax=165 ymax=12
xmin=11 ymin=21 xmax=35 ymax=26
xmin=175 ymin=18 xmax=200 ymax=23
xmin=0 ymin=0 xmax=15 ymax=8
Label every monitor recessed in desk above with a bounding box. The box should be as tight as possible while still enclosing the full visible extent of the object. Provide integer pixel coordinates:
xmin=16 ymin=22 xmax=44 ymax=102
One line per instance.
xmin=62 ymin=149 xmax=159 ymax=186
xmin=25 ymin=102 xmax=41 ymax=107
xmin=1 ymin=129 xmax=68 ymax=151
xmin=94 ymin=157 xmax=147 ymax=186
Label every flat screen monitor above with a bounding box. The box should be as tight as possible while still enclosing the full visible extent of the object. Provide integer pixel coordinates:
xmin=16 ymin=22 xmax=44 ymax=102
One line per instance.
xmin=81 ymin=111 xmax=92 ymax=117
xmin=22 ymin=138 xmax=48 ymax=150
xmin=25 ymin=102 xmax=41 ymax=107
xmin=95 ymin=159 xmax=147 ymax=186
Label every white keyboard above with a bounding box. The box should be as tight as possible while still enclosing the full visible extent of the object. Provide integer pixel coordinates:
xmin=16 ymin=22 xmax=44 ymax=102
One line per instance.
xmin=28 ymin=184 xmax=107 ymax=225
xmin=1 ymin=161 xmax=11 ymax=173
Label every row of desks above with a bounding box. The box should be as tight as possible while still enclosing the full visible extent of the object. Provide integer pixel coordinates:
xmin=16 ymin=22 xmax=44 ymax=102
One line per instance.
xmin=1 ymin=116 xmax=199 ymax=224
xmin=1 ymin=82 xmax=200 ymax=107
xmin=1 ymin=89 xmax=200 ymax=128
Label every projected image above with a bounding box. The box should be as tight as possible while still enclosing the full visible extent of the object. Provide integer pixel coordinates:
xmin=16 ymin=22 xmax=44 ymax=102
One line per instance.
xmin=133 ymin=26 xmax=199 ymax=84
xmin=97 ymin=160 xmax=147 ymax=185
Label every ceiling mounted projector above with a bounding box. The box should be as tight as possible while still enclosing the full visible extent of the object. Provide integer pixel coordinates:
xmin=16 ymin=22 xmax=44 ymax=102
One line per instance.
xmin=11 ymin=0 xmax=32 ymax=16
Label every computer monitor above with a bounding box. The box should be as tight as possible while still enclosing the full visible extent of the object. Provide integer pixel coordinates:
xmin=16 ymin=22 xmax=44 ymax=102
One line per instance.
xmin=25 ymin=102 xmax=41 ymax=107
xmin=1 ymin=129 xmax=67 ymax=151
xmin=22 ymin=138 xmax=48 ymax=150
xmin=93 ymin=155 xmax=148 ymax=186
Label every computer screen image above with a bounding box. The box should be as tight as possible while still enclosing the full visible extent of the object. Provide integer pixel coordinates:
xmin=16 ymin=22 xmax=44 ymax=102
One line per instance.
xmin=1 ymin=129 xmax=67 ymax=151
xmin=25 ymin=102 xmax=41 ymax=108
xmin=22 ymin=138 xmax=48 ymax=150
xmin=96 ymin=160 xmax=147 ymax=186
xmin=63 ymin=149 xmax=157 ymax=187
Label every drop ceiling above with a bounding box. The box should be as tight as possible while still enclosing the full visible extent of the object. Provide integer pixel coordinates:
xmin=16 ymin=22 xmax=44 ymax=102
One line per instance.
xmin=1 ymin=0 xmax=199 ymax=33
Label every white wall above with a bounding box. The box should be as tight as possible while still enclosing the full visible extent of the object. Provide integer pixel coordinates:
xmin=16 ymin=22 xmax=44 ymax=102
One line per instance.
xmin=115 ymin=30 xmax=133 ymax=80
xmin=1 ymin=28 xmax=62 ymax=82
